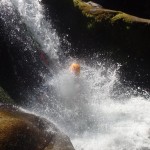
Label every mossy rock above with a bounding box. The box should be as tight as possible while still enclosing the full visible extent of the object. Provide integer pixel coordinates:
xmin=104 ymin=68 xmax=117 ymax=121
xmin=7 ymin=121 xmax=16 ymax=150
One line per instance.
xmin=72 ymin=0 xmax=150 ymax=57
xmin=0 ymin=105 xmax=75 ymax=150
xmin=0 ymin=87 xmax=14 ymax=104
xmin=73 ymin=0 xmax=150 ymax=25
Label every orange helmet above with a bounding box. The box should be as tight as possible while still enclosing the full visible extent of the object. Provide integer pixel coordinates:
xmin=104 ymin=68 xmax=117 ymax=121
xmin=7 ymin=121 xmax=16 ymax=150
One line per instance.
xmin=69 ymin=63 xmax=80 ymax=75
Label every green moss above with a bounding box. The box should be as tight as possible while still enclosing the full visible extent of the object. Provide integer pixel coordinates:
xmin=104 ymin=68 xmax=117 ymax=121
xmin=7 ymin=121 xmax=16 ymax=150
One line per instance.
xmin=73 ymin=0 xmax=83 ymax=7
xmin=0 ymin=87 xmax=14 ymax=104
xmin=73 ymin=0 xmax=149 ymax=26
xmin=111 ymin=13 xmax=133 ymax=24
xmin=73 ymin=0 xmax=94 ymax=17
xmin=73 ymin=0 xmax=119 ymax=23
xmin=73 ymin=0 xmax=114 ymax=33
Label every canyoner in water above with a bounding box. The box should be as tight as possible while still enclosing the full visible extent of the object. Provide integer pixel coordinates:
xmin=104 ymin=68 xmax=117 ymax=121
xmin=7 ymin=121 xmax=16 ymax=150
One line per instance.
xmin=69 ymin=63 xmax=81 ymax=76
xmin=67 ymin=63 xmax=82 ymax=99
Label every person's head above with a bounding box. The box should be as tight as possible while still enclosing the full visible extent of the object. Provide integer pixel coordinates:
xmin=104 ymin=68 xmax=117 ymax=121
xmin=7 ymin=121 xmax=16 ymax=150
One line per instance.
xmin=69 ymin=63 xmax=80 ymax=76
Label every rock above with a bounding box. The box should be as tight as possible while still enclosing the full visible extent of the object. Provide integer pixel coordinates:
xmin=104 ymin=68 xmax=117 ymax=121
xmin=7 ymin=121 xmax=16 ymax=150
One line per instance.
xmin=73 ymin=0 xmax=150 ymax=24
xmin=0 ymin=105 xmax=75 ymax=150
xmin=73 ymin=0 xmax=150 ymax=57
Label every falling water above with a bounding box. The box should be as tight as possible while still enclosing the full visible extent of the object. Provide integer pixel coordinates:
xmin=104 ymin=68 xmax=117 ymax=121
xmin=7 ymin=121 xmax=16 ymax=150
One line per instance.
xmin=0 ymin=0 xmax=60 ymax=60
xmin=1 ymin=0 xmax=150 ymax=150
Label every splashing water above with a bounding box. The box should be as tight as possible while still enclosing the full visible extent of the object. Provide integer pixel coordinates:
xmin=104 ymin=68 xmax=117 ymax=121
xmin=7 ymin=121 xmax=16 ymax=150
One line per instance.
xmin=72 ymin=97 xmax=150 ymax=150
xmin=30 ymin=60 xmax=150 ymax=150
xmin=1 ymin=0 xmax=150 ymax=150
xmin=12 ymin=0 xmax=60 ymax=59
xmin=0 ymin=0 xmax=60 ymax=60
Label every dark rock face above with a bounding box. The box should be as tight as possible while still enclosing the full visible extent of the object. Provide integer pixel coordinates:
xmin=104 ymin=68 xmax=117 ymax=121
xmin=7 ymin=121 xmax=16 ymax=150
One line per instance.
xmin=0 ymin=105 xmax=75 ymax=150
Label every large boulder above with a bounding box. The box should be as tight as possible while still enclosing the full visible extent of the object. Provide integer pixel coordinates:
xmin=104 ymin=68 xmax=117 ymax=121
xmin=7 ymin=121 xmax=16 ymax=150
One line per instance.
xmin=0 ymin=105 xmax=75 ymax=150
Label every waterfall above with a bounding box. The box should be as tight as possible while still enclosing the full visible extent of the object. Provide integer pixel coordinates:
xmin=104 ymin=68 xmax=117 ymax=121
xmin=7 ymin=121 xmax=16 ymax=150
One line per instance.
xmin=1 ymin=0 xmax=150 ymax=150
xmin=0 ymin=0 xmax=60 ymax=61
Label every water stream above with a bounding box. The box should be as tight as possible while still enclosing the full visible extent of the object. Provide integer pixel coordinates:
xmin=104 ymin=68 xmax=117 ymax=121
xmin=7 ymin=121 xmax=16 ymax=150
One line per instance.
xmin=1 ymin=0 xmax=150 ymax=150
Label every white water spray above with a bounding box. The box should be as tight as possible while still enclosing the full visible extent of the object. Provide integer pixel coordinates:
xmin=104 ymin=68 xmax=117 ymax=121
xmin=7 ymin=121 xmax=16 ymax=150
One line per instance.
xmin=0 ymin=0 xmax=60 ymax=60
xmin=30 ymin=58 xmax=150 ymax=150
xmin=46 ymin=62 xmax=150 ymax=150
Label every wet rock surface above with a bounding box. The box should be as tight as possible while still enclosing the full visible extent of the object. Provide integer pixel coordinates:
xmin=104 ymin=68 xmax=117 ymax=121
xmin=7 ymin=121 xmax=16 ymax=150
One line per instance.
xmin=0 ymin=104 xmax=75 ymax=150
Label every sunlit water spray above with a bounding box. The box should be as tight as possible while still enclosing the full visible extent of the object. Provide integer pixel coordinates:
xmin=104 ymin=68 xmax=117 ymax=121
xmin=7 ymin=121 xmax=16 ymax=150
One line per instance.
xmin=1 ymin=0 xmax=150 ymax=150
xmin=0 ymin=0 xmax=60 ymax=60
xmin=30 ymin=59 xmax=150 ymax=150
xmin=12 ymin=0 xmax=60 ymax=59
